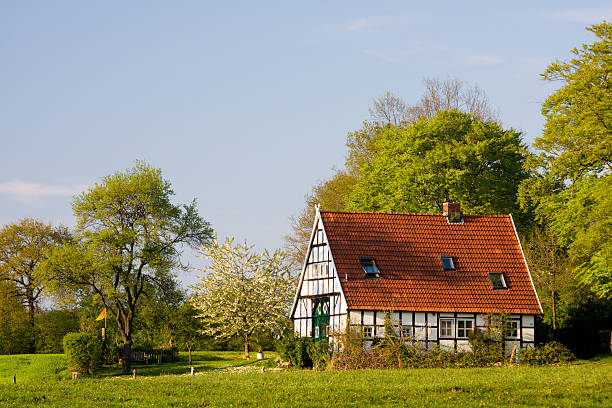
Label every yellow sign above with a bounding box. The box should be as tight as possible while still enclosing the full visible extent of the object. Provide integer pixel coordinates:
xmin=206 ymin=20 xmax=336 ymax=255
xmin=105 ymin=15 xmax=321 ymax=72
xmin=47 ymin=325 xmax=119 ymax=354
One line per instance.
xmin=95 ymin=308 xmax=107 ymax=321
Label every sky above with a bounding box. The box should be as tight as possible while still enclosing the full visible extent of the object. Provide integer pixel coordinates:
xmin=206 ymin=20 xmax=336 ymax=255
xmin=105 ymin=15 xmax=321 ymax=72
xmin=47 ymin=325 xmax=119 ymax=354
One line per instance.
xmin=1 ymin=1 xmax=610 ymax=287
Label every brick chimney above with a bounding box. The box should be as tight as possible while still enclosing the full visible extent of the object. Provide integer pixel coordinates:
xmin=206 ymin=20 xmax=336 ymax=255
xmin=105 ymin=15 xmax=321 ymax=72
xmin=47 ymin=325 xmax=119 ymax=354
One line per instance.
xmin=443 ymin=202 xmax=462 ymax=223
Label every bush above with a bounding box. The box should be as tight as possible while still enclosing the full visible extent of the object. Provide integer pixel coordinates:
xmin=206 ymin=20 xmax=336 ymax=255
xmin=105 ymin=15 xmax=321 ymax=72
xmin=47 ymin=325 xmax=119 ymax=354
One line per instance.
xmin=277 ymin=332 xmax=313 ymax=368
xmin=307 ymin=339 xmax=331 ymax=370
xmin=520 ymin=341 xmax=575 ymax=365
xmin=62 ymin=332 xmax=102 ymax=375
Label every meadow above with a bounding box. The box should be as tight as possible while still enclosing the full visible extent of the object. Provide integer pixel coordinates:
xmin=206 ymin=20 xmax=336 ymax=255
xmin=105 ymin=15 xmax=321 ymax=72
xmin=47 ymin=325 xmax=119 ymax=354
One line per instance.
xmin=0 ymin=352 xmax=611 ymax=407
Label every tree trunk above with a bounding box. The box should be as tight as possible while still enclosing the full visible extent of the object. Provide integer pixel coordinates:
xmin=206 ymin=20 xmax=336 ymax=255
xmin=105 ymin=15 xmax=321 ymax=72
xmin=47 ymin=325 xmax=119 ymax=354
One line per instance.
xmin=25 ymin=289 xmax=36 ymax=353
xmin=551 ymin=289 xmax=557 ymax=330
xmin=119 ymin=314 xmax=134 ymax=374
xmin=243 ymin=334 xmax=249 ymax=358
xmin=122 ymin=339 xmax=132 ymax=374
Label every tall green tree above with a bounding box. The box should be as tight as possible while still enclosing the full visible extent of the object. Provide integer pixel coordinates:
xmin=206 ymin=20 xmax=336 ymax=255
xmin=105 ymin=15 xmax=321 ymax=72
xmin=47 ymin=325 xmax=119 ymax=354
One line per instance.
xmin=519 ymin=22 xmax=612 ymax=299
xmin=192 ymin=238 xmax=295 ymax=357
xmin=42 ymin=162 xmax=213 ymax=372
xmin=0 ymin=281 xmax=30 ymax=354
xmin=285 ymin=78 xmax=501 ymax=265
xmin=0 ymin=218 xmax=69 ymax=348
xmin=347 ymin=111 xmax=528 ymax=216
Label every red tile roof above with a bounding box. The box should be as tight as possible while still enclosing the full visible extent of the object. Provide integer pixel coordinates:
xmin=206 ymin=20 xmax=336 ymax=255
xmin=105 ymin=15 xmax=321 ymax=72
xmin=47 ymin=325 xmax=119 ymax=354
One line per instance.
xmin=320 ymin=211 xmax=542 ymax=314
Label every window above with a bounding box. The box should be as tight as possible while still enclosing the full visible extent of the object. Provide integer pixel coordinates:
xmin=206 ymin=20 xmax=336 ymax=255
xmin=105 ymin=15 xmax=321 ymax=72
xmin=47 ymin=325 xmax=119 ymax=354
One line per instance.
xmin=441 ymin=256 xmax=455 ymax=270
xmin=439 ymin=319 xmax=454 ymax=338
xmin=363 ymin=326 xmax=374 ymax=338
xmin=457 ymin=319 xmax=474 ymax=338
xmin=360 ymin=257 xmax=380 ymax=276
xmin=314 ymin=326 xmax=320 ymax=339
xmin=507 ymin=320 xmax=519 ymax=338
xmin=401 ymin=325 xmax=412 ymax=338
xmin=488 ymin=272 xmax=507 ymax=289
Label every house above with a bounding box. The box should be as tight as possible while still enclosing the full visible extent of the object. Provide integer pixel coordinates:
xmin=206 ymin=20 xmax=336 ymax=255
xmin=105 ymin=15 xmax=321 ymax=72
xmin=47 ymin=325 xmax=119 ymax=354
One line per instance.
xmin=290 ymin=203 xmax=543 ymax=353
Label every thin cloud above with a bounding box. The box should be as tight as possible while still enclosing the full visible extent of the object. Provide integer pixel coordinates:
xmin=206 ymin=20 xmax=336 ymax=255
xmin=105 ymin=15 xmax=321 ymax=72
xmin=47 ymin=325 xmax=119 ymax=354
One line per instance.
xmin=461 ymin=54 xmax=504 ymax=66
xmin=0 ymin=181 xmax=85 ymax=198
xmin=362 ymin=48 xmax=424 ymax=63
xmin=343 ymin=16 xmax=413 ymax=32
xmin=545 ymin=8 xmax=611 ymax=23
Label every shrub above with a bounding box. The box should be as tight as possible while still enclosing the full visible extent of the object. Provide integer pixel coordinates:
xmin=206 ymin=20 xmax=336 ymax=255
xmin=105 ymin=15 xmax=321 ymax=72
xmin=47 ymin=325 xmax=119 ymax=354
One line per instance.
xmin=520 ymin=341 xmax=575 ymax=365
xmin=62 ymin=332 xmax=102 ymax=375
xmin=307 ymin=339 xmax=331 ymax=370
xmin=277 ymin=332 xmax=313 ymax=368
xmin=467 ymin=326 xmax=505 ymax=366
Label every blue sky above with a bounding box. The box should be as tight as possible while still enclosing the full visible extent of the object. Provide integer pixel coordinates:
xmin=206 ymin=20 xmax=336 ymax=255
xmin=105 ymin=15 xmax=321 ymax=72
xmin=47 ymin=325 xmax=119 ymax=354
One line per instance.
xmin=1 ymin=2 xmax=610 ymax=286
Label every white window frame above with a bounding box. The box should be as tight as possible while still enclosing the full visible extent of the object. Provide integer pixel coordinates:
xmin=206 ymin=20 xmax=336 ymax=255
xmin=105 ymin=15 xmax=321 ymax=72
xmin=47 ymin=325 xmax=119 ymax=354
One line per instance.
xmin=457 ymin=318 xmax=474 ymax=339
xmin=401 ymin=325 xmax=412 ymax=338
xmin=507 ymin=320 xmax=520 ymax=339
xmin=439 ymin=318 xmax=455 ymax=338
xmin=363 ymin=326 xmax=373 ymax=338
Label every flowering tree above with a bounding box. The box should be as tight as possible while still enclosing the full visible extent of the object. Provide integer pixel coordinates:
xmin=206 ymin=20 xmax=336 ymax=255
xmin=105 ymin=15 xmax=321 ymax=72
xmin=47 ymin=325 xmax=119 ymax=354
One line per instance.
xmin=191 ymin=238 xmax=295 ymax=357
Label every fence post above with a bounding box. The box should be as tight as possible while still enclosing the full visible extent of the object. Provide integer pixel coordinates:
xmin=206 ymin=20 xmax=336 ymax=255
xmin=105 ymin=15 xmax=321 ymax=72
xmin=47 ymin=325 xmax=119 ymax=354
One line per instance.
xmin=132 ymin=369 xmax=136 ymax=379
xmin=190 ymin=367 xmax=194 ymax=376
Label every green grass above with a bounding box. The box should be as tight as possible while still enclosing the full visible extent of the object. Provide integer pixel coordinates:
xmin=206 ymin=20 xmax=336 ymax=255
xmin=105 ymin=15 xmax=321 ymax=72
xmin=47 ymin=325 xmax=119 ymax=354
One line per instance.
xmin=0 ymin=354 xmax=69 ymax=382
xmin=0 ymin=352 xmax=610 ymax=407
xmin=99 ymin=350 xmax=279 ymax=377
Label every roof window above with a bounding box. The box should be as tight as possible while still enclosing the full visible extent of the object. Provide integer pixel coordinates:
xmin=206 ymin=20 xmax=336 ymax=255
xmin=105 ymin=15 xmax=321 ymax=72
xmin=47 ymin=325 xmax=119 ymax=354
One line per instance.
xmin=360 ymin=257 xmax=380 ymax=277
xmin=488 ymin=272 xmax=507 ymax=289
xmin=441 ymin=256 xmax=455 ymax=270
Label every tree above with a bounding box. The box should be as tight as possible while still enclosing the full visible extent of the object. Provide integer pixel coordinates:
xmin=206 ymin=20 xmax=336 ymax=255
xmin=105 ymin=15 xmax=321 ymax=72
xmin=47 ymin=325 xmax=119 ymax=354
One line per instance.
xmin=519 ymin=22 xmax=612 ymax=298
xmin=171 ymin=302 xmax=204 ymax=364
xmin=410 ymin=77 xmax=499 ymax=123
xmin=368 ymin=91 xmax=411 ymax=126
xmin=284 ymin=170 xmax=356 ymax=267
xmin=0 ymin=281 xmax=30 ymax=354
xmin=346 ymin=111 xmax=528 ymax=216
xmin=0 ymin=218 xmax=69 ymax=350
xmin=285 ymin=78 xmax=500 ymax=264
xmin=42 ymin=162 xmax=213 ymax=372
xmin=522 ymin=226 xmax=573 ymax=329
xmin=191 ymin=238 xmax=295 ymax=357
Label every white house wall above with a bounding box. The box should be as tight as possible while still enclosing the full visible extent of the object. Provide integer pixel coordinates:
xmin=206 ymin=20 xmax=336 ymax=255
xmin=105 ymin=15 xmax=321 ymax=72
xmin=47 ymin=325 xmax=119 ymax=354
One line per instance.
xmin=348 ymin=310 xmax=537 ymax=352
xmin=291 ymin=214 xmax=347 ymax=341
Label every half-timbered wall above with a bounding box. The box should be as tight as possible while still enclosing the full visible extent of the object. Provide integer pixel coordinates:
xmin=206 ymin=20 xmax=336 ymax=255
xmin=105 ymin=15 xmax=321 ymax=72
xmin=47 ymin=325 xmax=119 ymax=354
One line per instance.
xmin=291 ymin=215 xmax=347 ymax=342
xmin=349 ymin=310 xmax=536 ymax=352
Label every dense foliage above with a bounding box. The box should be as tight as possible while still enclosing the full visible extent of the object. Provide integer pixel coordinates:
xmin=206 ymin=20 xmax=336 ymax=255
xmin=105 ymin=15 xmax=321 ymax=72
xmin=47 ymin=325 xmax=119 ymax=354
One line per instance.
xmin=347 ymin=111 xmax=527 ymax=217
xmin=519 ymin=341 xmax=575 ymax=365
xmin=0 ymin=218 xmax=69 ymax=351
xmin=519 ymin=22 xmax=612 ymax=299
xmin=62 ymin=332 xmax=101 ymax=375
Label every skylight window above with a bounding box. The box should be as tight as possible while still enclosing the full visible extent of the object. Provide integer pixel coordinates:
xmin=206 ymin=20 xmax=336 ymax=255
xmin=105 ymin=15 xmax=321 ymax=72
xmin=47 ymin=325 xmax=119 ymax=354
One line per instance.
xmin=441 ymin=256 xmax=455 ymax=270
xmin=488 ymin=272 xmax=507 ymax=289
xmin=360 ymin=257 xmax=380 ymax=277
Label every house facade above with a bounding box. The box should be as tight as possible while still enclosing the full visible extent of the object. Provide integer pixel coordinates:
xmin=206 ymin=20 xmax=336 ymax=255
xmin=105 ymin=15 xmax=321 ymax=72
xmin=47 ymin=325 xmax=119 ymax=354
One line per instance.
xmin=290 ymin=204 xmax=543 ymax=353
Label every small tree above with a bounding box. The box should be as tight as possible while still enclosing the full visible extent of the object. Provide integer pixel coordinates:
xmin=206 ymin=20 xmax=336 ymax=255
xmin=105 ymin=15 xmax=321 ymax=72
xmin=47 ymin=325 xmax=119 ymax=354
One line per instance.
xmin=191 ymin=238 xmax=295 ymax=357
xmin=171 ymin=302 xmax=204 ymax=364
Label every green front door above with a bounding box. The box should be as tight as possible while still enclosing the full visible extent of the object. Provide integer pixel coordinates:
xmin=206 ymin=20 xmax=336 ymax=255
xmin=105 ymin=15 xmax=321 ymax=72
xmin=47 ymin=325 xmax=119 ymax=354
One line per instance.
xmin=312 ymin=298 xmax=330 ymax=342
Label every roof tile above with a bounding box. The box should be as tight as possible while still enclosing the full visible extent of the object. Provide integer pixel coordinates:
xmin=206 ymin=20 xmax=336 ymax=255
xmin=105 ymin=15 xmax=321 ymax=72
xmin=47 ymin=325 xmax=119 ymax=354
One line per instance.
xmin=321 ymin=211 xmax=541 ymax=314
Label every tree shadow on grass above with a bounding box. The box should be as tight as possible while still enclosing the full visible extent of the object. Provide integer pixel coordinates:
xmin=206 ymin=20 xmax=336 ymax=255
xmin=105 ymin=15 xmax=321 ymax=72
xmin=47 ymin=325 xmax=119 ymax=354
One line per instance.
xmin=98 ymin=352 xmax=275 ymax=378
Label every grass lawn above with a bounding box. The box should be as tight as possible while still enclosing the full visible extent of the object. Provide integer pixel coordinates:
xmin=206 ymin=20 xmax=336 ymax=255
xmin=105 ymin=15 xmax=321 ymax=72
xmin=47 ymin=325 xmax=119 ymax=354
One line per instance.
xmin=0 ymin=352 xmax=610 ymax=407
